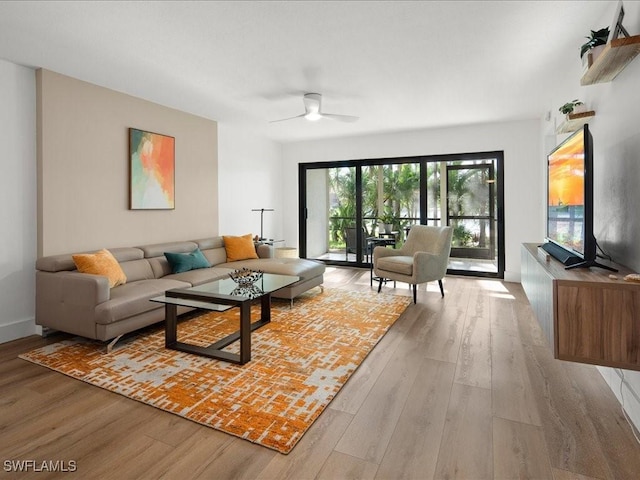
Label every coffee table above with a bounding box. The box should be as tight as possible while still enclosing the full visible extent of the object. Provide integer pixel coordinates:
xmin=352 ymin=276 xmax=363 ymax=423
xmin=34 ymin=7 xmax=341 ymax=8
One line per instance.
xmin=151 ymin=273 xmax=299 ymax=365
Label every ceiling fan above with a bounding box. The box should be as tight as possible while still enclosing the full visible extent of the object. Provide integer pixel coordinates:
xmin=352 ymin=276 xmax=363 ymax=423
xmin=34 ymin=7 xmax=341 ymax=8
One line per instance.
xmin=269 ymin=93 xmax=358 ymax=123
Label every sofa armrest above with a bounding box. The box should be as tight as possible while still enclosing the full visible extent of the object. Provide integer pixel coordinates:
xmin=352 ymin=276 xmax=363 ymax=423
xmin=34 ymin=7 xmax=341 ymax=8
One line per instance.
xmin=36 ymin=271 xmax=111 ymax=339
xmin=62 ymin=271 xmax=111 ymax=303
xmin=256 ymin=244 xmax=275 ymax=258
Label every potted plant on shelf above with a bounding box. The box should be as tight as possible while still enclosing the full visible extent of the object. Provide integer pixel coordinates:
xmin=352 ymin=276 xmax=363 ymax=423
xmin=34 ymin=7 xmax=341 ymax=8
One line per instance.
xmin=580 ymin=27 xmax=610 ymax=69
xmin=379 ymin=210 xmax=395 ymax=234
xmin=559 ymin=99 xmax=586 ymax=118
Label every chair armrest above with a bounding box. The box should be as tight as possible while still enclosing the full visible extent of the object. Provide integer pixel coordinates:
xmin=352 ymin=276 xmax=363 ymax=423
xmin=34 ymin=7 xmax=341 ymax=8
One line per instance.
xmin=373 ymin=245 xmax=402 ymax=261
xmin=413 ymin=251 xmax=448 ymax=281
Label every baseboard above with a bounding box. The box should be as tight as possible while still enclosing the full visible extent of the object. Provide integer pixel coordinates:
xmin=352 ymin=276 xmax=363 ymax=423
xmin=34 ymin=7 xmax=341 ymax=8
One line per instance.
xmin=597 ymin=366 xmax=640 ymax=435
xmin=0 ymin=317 xmax=37 ymax=345
xmin=504 ymin=270 xmax=521 ymax=283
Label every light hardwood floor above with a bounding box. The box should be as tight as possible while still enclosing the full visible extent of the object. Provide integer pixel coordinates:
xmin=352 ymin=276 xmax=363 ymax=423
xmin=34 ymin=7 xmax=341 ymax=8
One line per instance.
xmin=1 ymin=267 xmax=640 ymax=479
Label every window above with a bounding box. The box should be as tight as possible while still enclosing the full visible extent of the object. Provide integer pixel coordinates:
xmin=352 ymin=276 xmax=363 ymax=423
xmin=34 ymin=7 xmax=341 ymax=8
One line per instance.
xmin=299 ymin=152 xmax=505 ymax=278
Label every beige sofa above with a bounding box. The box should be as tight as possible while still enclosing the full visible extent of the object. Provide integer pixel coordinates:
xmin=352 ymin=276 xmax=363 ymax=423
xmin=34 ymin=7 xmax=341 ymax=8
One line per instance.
xmin=35 ymin=237 xmax=325 ymax=341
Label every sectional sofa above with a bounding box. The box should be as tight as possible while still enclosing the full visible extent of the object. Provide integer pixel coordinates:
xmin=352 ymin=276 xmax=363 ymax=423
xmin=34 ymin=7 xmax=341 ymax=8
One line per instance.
xmin=35 ymin=236 xmax=325 ymax=342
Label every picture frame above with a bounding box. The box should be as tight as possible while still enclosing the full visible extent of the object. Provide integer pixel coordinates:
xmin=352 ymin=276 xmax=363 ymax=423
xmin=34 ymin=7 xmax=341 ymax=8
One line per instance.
xmin=607 ymin=1 xmax=628 ymax=43
xmin=129 ymin=128 xmax=175 ymax=210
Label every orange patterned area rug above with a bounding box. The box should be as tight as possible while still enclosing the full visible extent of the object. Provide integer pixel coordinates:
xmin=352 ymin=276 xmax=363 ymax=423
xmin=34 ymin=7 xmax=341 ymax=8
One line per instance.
xmin=20 ymin=288 xmax=409 ymax=454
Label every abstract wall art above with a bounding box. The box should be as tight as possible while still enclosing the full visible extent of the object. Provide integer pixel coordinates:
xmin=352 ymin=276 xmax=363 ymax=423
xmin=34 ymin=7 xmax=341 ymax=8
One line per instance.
xmin=129 ymin=128 xmax=175 ymax=210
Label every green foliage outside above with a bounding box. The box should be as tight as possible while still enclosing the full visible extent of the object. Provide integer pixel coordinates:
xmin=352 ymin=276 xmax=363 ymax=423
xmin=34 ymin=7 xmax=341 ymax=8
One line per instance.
xmin=447 ymin=164 xmax=492 ymax=248
xmin=328 ymin=164 xmax=421 ymax=249
xmin=327 ymin=160 xmax=493 ymax=251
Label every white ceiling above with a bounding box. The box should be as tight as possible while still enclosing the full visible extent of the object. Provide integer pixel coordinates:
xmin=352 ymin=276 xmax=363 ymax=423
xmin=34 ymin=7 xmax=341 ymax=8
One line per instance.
xmin=0 ymin=1 xmax=616 ymax=143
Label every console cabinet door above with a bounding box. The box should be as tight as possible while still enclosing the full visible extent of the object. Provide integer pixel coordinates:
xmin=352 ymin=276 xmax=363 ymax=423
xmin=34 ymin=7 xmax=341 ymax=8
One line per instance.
xmin=521 ymin=245 xmax=555 ymax=354
xmin=556 ymin=284 xmax=640 ymax=366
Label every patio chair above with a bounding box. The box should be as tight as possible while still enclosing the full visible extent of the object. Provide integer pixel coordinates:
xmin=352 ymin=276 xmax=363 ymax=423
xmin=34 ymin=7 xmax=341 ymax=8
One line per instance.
xmin=344 ymin=226 xmax=371 ymax=261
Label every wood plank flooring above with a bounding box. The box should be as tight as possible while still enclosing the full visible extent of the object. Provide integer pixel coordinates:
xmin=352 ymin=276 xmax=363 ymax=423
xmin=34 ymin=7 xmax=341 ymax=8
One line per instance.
xmin=1 ymin=267 xmax=640 ymax=479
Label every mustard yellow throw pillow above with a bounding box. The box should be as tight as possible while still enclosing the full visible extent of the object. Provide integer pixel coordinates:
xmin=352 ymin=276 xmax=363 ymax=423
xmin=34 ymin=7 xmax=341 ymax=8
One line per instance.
xmin=223 ymin=234 xmax=258 ymax=262
xmin=72 ymin=249 xmax=127 ymax=288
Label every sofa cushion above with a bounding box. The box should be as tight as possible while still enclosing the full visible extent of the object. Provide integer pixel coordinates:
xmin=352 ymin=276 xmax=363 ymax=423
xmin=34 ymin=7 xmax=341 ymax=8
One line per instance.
xmin=165 ymin=267 xmax=234 ymax=286
xmin=94 ymin=278 xmax=190 ymax=325
xmin=72 ymin=249 xmax=127 ymax=288
xmin=137 ymin=241 xmax=199 ymax=259
xmin=119 ymin=259 xmax=155 ymax=283
xmin=192 ymin=237 xmax=224 ymax=250
xmin=201 ymin=248 xmax=227 ymax=266
xmin=164 ymin=248 xmax=211 ymax=273
xmin=192 ymin=238 xmax=228 ymax=266
xmin=37 ymin=247 xmax=144 ymax=273
xmin=148 ymin=257 xmax=173 ymax=279
xmin=218 ymin=258 xmax=325 ymax=280
xmin=223 ymin=234 xmax=258 ymax=262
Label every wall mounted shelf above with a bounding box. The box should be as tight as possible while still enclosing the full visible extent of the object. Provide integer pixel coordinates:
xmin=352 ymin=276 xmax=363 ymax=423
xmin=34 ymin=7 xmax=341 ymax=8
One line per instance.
xmin=581 ymin=34 xmax=640 ymax=85
xmin=556 ymin=111 xmax=596 ymax=134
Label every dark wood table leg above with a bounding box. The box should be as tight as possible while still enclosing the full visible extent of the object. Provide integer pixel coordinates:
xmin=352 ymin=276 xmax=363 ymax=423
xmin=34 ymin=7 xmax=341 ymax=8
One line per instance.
xmin=261 ymin=293 xmax=272 ymax=323
xmin=163 ymin=291 xmax=277 ymax=365
xmin=165 ymin=303 xmax=177 ymax=347
xmin=239 ymin=300 xmax=251 ymax=364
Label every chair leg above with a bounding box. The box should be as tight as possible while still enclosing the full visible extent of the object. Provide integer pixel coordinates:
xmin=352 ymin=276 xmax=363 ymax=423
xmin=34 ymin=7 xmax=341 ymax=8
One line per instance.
xmin=438 ymin=279 xmax=445 ymax=297
xmin=412 ymin=284 xmax=417 ymax=303
xmin=377 ymin=277 xmax=383 ymax=293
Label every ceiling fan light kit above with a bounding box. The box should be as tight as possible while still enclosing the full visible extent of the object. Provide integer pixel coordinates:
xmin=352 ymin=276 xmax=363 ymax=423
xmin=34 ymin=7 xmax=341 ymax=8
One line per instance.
xmin=305 ymin=113 xmax=322 ymax=121
xmin=270 ymin=93 xmax=358 ymax=124
xmin=303 ymin=94 xmax=322 ymax=121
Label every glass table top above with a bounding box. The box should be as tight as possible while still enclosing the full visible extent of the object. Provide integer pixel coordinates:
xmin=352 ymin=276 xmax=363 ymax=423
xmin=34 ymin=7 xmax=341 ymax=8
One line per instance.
xmin=151 ymin=273 xmax=300 ymax=307
xmin=188 ymin=274 xmax=299 ymax=299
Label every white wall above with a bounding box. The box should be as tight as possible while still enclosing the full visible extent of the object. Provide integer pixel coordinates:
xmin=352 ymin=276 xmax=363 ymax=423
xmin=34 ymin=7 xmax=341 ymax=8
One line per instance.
xmin=591 ymin=59 xmax=640 ymax=434
xmin=0 ymin=59 xmax=37 ymax=343
xmin=282 ymin=119 xmax=543 ymax=282
xmin=547 ymin=1 xmax=640 ymax=437
xmin=217 ymin=123 xmax=284 ymax=241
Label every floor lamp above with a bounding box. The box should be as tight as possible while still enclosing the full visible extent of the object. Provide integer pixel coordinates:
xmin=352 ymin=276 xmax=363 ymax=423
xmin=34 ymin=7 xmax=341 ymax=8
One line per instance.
xmin=251 ymin=208 xmax=274 ymax=241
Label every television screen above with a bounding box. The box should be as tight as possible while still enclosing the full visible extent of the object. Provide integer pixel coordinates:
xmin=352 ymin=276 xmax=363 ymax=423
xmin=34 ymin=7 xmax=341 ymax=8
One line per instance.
xmin=547 ymin=128 xmax=586 ymax=256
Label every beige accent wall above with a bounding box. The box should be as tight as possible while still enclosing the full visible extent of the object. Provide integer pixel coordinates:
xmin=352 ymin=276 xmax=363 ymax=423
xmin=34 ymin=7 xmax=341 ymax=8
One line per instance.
xmin=36 ymin=69 xmax=218 ymax=256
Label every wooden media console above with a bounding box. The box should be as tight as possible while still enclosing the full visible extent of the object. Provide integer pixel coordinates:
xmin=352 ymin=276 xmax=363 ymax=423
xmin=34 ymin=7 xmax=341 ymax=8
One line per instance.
xmin=521 ymin=243 xmax=640 ymax=371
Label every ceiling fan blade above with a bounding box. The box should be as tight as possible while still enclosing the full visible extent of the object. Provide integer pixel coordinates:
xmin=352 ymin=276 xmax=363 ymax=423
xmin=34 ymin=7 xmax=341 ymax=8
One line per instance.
xmin=320 ymin=113 xmax=359 ymax=123
xmin=268 ymin=113 xmax=306 ymax=123
xmin=269 ymin=93 xmax=358 ymax=123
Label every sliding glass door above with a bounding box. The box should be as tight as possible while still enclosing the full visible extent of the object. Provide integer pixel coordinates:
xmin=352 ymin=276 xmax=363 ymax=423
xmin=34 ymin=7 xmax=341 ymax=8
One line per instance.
xmin=445 ymin=161 xmax=498 ymax=273
xmin=299 ymin=152 xmax=504 ymax=278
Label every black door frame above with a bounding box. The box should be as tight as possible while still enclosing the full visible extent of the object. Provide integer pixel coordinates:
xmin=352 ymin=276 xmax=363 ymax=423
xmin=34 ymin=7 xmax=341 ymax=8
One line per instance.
xmin=298 ymin=151 xmax=505 ymax=279
xmin=446 ymin=162 xmax=496 ymax=260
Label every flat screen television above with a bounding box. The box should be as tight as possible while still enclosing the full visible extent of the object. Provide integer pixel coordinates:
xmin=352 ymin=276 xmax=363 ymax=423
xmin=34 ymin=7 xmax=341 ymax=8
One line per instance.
xmin=544 ymin=124 xmax=615 ymax=271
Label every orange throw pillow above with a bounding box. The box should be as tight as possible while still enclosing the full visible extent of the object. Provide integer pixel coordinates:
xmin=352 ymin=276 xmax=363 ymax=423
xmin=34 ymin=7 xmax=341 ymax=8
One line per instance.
xmin=72 ymin=249 xmax=127 ymax=288
xmin=223 ymin=234 xmax=259 ymax=262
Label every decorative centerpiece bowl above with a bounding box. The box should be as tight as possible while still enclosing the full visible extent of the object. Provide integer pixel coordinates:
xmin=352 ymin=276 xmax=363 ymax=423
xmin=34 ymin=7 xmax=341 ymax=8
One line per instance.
xmin=229 ymin=268 xmax=263 ymax=286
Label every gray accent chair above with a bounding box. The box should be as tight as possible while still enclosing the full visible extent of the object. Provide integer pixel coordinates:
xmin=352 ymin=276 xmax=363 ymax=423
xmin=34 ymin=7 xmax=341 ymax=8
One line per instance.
xmin=373 ymin=225 xmax=453 ymax=303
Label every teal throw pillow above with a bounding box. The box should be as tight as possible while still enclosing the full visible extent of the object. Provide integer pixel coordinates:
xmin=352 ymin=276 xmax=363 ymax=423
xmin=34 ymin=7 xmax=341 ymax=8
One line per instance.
xmin=164 ymin=248 xmax=211 ymax=274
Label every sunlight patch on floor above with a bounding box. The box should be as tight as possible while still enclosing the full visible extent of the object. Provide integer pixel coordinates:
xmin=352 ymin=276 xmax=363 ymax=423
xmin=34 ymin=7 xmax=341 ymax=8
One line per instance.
xmin=477 ymin=279 xmax=509 ymax=293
